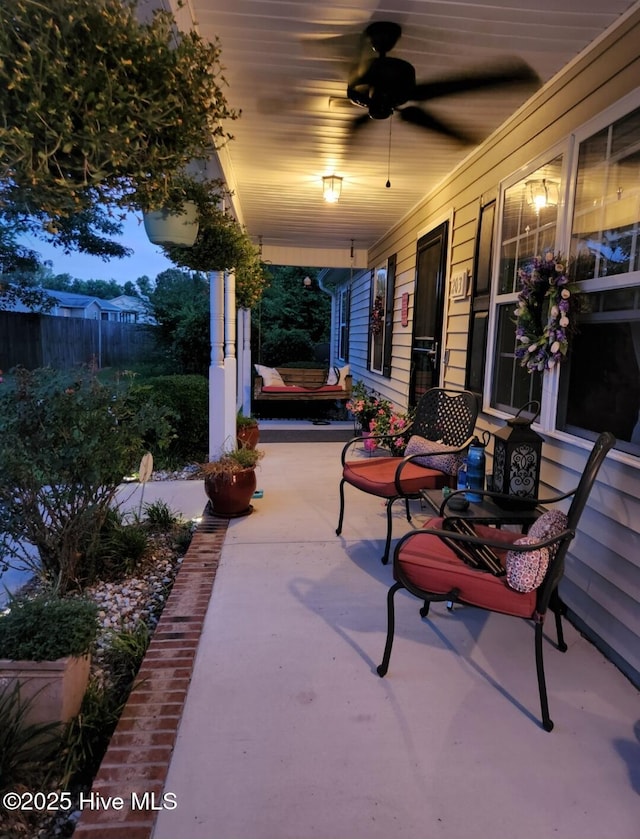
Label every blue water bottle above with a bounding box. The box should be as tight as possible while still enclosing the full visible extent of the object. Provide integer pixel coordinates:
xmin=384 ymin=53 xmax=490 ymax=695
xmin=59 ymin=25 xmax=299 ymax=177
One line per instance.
xmin=466 ymin=436 xmax=486 ymax=502
xmin=456 ymin=457 xmax=468 ymax=492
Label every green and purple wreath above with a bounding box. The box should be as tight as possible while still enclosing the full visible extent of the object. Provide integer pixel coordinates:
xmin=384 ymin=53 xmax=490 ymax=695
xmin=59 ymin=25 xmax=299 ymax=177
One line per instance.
xmin=514 ymin=252 xmax=583 ymax=373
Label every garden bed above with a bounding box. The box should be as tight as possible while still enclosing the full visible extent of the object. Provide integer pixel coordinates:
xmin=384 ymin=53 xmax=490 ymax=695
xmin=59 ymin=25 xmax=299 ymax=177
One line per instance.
xmin=1 ymin=521 xmax=193 ymax=839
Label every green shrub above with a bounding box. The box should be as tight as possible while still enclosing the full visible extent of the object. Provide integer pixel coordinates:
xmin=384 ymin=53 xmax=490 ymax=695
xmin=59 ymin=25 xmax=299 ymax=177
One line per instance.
xmin=89 ymin=517 xmax=150 ymax=582
xmin=142 ymin=374 xmax=208 ymax=465
xmin=0 ymin=366 xmax=173 ymax=593
xmin=0 ymin=595 xmax=98 ymax=661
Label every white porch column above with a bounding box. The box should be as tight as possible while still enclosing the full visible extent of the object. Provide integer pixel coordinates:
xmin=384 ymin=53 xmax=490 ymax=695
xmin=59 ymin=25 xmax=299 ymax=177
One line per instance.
xmin=238 ymin=307 xmax=252 ymax=416
xmin=209 ymin=269 xmax=226 ymax=458
xmin=223 ymin=268 xmax=237 ymax=449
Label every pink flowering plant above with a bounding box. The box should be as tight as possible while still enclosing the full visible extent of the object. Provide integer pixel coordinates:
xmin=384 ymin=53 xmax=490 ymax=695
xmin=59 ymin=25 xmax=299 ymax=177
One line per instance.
xmin=346 ymin=380 xmax=387 ymax=429
xmin=347 ymin=380 xmax=413 ymax=453
xmin=514 ymin=252 xmax=583 ymax=373
xmin=369 ymin=407 xmax=413 ymax=453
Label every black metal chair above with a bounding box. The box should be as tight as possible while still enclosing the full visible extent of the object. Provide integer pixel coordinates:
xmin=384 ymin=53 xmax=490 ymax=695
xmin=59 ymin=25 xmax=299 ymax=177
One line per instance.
xmin=377 ymin=431 xmax=616 ymax=731
xmin=336 ymin=388 xmax=479 ymax=564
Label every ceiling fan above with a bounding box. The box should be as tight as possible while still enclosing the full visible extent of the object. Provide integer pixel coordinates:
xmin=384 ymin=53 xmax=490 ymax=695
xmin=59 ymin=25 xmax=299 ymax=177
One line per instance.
xmin=345 ymin=21 xmax=539 ymax=143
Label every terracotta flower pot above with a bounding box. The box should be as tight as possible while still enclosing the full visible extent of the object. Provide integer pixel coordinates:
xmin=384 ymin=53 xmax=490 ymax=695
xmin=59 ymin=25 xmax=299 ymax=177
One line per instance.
xmin=204 ymin=468 xmax=257 ymax=517
xmin=0 ymin=654 xmax=91 ymax=725
xmin=237 ymin=423 xmax=259 ymax=450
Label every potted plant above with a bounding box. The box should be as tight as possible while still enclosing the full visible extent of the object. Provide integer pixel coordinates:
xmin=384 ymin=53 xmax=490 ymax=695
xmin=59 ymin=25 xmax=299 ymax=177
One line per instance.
xmin=161 ymin=176 xmax=269 ymax=309
xmin=200 ymin=446 xmax=264 ymax=517
xmin=0 ymin=594 xmax=98 ymax=726
xmin=236 ymin=409 xmax=259 ymax=450
xmin=0 ymin=0 xmax=239 ymax=227
xmin=142 ymin=199 xmax=200 ymax=248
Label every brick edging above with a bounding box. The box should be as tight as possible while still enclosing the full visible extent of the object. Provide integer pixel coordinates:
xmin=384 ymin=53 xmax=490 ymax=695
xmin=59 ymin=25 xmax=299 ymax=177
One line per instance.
xmin=73 ymin=512 xmax=229 ymax=838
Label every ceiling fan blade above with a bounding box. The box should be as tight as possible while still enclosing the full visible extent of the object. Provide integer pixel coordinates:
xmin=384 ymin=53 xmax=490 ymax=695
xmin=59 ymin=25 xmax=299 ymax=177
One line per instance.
xmin=412 ymin=58 xmax=539 ymax=102
xmin=398 ymin=106 xmax=478 ymax=144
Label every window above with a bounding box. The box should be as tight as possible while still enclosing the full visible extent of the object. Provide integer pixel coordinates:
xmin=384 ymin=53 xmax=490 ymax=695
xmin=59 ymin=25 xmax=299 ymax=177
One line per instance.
xmin=557 ymin=105 xmax=640 ymax=455
xmin=570 ymin=107 xmax=640 ymax=281
xmin=491 ymin=155 xmax=563 ymax=413
xmin=557 ymin=289 xmax=640 ymax=452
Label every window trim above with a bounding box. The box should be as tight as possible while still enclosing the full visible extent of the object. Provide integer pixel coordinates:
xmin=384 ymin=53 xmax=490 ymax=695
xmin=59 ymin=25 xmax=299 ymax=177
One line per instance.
xmin=485 ymin=140 xmax=570 ymax=429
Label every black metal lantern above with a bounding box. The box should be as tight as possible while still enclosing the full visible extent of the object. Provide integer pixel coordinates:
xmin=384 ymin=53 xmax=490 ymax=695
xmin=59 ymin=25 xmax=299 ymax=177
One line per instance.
xmin=492 ymin=401 xmax=544 ymax=509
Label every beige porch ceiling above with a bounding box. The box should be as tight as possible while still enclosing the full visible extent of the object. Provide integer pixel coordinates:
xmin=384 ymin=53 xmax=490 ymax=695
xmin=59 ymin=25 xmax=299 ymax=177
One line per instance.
xmin=157 ymin=0 xmax=638 ymax=267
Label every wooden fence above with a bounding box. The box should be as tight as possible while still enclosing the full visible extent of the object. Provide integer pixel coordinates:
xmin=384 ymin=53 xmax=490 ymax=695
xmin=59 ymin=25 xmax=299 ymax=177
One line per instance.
xmin=0 ymin=311 xmax=158 ymax=371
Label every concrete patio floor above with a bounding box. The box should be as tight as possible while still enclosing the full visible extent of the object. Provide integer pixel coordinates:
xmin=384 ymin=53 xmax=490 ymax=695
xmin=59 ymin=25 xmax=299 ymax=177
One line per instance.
xmin=149 ymin=435 xmax=639 ymax=839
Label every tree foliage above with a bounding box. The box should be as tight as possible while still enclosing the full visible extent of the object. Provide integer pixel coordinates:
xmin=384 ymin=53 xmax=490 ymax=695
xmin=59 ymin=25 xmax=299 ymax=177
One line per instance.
xmin=0 ymin=0 xmax=238 ymax=221
xmin=256 ymin=267 xmax=331 ymax=364
xmin=0 ymin=366 xmax=173 ymax=593
xmin=148 ymin=269 xmax=210 ymax=375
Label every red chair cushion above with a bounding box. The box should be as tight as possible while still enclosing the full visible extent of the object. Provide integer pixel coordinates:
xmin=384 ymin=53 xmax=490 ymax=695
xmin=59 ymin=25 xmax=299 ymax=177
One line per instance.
xmin=343 ymin=457 xmax=449 ymax=498
xmin=397 ymin=518 xmax=537 ymax=618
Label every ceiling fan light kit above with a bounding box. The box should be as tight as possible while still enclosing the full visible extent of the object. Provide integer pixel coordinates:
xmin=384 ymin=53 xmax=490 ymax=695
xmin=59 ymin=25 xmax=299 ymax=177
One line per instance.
xmin=322 ymin=175 xmax=343 ymax=203
xmin=344 ymin=21 xmax=539 ymax=144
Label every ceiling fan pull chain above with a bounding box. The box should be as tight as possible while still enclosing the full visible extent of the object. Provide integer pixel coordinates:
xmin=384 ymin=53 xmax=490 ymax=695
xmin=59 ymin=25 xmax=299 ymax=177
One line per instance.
xmin=386 ymin=116 xmax=392 ymax=189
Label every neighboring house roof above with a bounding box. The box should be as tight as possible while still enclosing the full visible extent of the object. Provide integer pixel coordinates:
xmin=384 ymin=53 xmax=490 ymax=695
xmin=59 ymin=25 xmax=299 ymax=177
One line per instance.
xmin=6 ymin=287 xmax=142 ymax=319
xmin=44 ymin=289 xmax=123 ymax=314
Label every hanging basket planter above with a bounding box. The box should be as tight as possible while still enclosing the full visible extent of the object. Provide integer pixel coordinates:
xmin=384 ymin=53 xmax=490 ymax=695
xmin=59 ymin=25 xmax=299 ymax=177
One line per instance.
xmin=143 ymin=202 xmax=200 ymax=247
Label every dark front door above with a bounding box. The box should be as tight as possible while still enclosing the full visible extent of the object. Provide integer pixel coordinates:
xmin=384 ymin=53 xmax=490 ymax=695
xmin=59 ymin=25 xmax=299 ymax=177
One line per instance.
xmin=409 ymin=221 xmax=448 ymax=405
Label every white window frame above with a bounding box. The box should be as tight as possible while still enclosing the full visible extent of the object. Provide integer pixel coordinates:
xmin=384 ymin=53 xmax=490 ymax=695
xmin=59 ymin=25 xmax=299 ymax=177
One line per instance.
xmin=485 ymin=141 xmax=571 ymax=431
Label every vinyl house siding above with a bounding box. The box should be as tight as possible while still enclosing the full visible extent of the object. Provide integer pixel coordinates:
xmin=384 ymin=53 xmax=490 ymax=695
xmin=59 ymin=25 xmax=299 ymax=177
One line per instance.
xmin=349 ymin=7 xmax=640 ymax=685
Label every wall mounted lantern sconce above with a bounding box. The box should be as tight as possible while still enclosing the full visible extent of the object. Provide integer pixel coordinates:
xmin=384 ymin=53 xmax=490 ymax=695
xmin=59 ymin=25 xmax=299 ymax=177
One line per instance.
xmin=525 ymin=178 xmax=559 ymax=212
xmin=322 ymin=175 xmax=343 ymax=203
xmin=303 ymin=276 xmax=312 ymax=290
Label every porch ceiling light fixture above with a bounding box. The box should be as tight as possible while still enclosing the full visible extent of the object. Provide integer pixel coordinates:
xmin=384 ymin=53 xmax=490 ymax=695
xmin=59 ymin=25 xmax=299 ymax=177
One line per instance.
xmin=322 ymin=175 xmax=343 ymax=203
xmin=525 ymin=178 xmax=559 ymax=211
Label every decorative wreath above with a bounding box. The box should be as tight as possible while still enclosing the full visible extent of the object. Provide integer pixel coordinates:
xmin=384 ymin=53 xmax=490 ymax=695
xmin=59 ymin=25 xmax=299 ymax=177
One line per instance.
xmin=370 ymin=294 xmax=385 ymax=335
xmin=514 ymin=252 xmax=582 ymax=373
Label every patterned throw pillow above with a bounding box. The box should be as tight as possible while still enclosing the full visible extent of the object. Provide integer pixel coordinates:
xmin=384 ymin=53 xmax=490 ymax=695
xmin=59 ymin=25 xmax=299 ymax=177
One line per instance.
xmin=506 ymin=537 xmax=550 ymax=592
xmin=505 ymin=509 xmax=569 ymax=593
xmin=403 ymin=435 xmax=465 ymax=476
xmin=254 ymin=364 xmax=285 ymax=387
xmin=527 ymin=509 xmax=569 ymax=562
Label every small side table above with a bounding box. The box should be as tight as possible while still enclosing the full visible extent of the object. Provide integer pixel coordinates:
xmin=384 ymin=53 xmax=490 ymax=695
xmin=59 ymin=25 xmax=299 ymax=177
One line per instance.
xmin=420 ymin=488 xmax=546 ymax=531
